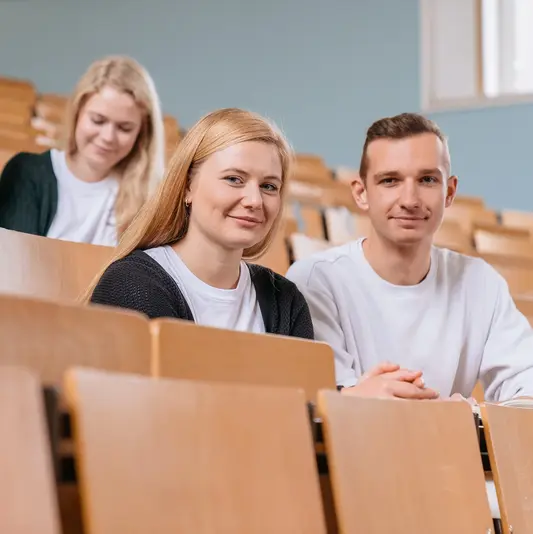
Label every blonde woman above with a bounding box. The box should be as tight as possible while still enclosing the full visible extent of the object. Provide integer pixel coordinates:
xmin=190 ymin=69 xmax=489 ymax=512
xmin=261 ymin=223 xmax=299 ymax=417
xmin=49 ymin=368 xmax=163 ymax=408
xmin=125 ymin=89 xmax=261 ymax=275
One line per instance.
xmin=0 ymin=56 xmax=165 ymax=245
xmin=86 ymin=108 xmax=313 ymax=339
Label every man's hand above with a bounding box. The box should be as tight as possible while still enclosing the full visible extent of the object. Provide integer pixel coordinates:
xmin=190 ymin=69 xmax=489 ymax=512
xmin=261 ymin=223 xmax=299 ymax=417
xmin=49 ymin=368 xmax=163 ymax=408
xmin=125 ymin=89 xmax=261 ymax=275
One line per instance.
xmin=341 ymin=361 xmax=439 ymax=400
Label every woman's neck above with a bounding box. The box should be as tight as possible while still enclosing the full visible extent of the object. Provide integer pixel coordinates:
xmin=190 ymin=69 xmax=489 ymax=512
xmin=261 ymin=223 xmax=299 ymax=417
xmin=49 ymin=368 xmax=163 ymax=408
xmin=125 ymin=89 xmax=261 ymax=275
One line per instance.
xmin=171 ymin=229 xmax=243 ymax=289
xmin=66 ymin=152 xmax=110 ymax=183
xmin=362 ymin=230 xmax=432 ymax=286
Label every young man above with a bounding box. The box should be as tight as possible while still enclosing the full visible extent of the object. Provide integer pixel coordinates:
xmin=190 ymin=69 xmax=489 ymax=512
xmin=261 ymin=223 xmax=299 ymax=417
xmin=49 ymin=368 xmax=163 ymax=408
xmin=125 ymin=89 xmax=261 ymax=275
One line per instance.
xmin=286 ymin=113 xmax=533 ymax=402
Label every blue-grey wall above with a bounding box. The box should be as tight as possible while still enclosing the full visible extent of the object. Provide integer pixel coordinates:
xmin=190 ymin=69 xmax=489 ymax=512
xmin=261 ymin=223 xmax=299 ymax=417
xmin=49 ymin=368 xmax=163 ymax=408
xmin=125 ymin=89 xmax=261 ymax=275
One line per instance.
xmin=0 ymin=1 xmax=530 ymax=210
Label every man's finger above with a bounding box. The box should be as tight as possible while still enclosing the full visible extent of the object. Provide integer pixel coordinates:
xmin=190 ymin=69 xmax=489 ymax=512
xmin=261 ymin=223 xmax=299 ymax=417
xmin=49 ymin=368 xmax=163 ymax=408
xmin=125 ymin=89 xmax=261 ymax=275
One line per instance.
xmin=413 ymin=376 xmax=425 ymax=389
xmin=384 ymin=370 xmax=423 ymax=383
xmin=363 ymin=362 xmax=400 ymax=379
xmin=391 ymin=381 xmax=439 ymax=400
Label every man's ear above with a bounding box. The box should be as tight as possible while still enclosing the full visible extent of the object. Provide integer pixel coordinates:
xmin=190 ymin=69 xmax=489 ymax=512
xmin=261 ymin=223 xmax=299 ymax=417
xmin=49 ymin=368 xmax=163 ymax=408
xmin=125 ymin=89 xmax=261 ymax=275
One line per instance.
xmin=352 ymin=173 xmax=369 ymax=212
xmin=445 ymin=175 xmax=458 ymax=208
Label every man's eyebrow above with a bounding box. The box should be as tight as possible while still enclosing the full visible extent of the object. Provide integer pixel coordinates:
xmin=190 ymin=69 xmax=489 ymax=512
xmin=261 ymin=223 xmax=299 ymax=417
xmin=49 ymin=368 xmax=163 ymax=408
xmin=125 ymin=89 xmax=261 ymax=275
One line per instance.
xmin=374 ymin=170 xmax=402 ymax=180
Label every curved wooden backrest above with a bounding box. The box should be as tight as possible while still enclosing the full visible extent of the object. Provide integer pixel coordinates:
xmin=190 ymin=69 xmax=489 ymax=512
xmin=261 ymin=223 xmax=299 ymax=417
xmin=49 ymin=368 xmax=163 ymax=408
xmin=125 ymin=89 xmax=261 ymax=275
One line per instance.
xmin=501 ymin=209 xmax=533 ymax=231
xmin=66 ymin=368 xmax=327 ymax=534
xmin=0 ymin=229 xmax=114 ymax=302
xmin=444 ymin=204 xmax=498 ymax=233
xmin=0 ymin=295 xmax=151 ymax=385
xmin=481 ymin=403 xmax=533 ymax=534
xmin=152 ymin=318 xmax=336 ymax=402
xmin=318 ymin=392 xmax=493 ymax=533
xmin=480 ymin=253 xmax=533 ymax=294
xmin=433 ymin=219 xmax=474 ymax=254
xmin=475 ymin=230 xmax=533 ymax=261
xmin=0 ymin=366 xmax=61 ymax=534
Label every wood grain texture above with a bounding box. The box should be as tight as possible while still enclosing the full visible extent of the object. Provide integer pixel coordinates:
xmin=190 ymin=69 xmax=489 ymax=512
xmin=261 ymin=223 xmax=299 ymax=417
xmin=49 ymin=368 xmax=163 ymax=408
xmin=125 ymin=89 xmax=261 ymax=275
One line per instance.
xmin=0 ymin=228 xmax=113 ymax=302
xmin=0 ymin=367 xmax=61 ymax=534
xmin=152 ymin=318 xmax=335 ymax=402
xmin=66 ymin=368 xmax=327 ymax=534
xmin=0 ymin=294 xmax=151 ymax=384
xmin=482 ymin=403 xmax=533 ymax=534
xmin=318 ymin=392 xmax=493 ymax=534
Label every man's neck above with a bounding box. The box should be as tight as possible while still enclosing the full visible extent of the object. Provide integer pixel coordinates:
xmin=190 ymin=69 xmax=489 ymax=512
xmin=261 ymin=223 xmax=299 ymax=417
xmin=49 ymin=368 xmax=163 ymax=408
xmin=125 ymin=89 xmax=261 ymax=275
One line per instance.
xmin=362 ymin=231 xmax=432 ymax=286
xmin=171 ymin=229 xmax=242 ymax=289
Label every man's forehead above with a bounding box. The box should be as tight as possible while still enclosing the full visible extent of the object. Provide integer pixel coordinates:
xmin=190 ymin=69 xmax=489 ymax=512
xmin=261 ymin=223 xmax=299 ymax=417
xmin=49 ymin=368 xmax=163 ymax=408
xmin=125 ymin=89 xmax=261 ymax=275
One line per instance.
xmin=366 ymin=134 xmax=449 ymax=175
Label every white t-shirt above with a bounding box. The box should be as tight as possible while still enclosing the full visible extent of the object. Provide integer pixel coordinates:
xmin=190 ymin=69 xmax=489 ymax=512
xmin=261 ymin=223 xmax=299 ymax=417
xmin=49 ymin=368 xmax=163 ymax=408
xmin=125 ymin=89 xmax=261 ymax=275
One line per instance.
xmin=144 ymin=245 xmax=265 ymax=333
xmin=46 ymin=149 xmax=119 ymax=246
xmin=286 ymin=238 xmax=533 ymax=402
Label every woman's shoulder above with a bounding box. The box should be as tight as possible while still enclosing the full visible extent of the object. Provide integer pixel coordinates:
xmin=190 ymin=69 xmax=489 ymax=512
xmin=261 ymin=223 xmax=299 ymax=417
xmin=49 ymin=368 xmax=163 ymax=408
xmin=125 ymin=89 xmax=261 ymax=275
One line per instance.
xmin=247 ymin=263 xmax=302 ymax=299
xmin=102 ymin=250 xmax=175 ymax=284
xmin=90 ymin=250 xmax=185 ymax=319
xmin=2 ymin=150 xmax=54 ymax=181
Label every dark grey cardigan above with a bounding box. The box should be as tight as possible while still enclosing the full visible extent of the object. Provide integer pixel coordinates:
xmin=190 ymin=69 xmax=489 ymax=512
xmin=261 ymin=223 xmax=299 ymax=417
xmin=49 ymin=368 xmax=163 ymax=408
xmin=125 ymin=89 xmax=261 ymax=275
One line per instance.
xmin=90 ymin=250 xmax=314 ymax=340
xmin=0 ymin=151 xmax=58 ymax=236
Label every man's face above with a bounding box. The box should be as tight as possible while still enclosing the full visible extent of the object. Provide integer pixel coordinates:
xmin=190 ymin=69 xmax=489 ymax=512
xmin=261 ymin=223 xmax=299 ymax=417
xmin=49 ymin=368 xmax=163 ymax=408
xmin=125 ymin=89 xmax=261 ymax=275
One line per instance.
xmin=353 ymin=133 xmax=457 ymax=246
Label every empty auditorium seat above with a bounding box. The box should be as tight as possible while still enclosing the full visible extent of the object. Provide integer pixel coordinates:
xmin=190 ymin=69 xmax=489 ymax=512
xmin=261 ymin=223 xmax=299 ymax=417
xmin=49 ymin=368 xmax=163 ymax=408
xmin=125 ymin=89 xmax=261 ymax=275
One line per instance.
xmin=318 ymin=392 xmax=494 ymax=533
xmin=66 ymin=368 xmax=328 ymax=534
xmin=0 ymin=229 xmax=114 ymax=302
xmin=0 ymin=366 xmax=61 ymax=534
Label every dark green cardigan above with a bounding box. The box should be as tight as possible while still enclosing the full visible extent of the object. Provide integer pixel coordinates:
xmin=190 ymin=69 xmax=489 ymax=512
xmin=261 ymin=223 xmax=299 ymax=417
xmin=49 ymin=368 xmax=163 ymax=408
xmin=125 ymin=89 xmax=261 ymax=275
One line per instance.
xmin=0 ymin=151 xmax=58 ymax=236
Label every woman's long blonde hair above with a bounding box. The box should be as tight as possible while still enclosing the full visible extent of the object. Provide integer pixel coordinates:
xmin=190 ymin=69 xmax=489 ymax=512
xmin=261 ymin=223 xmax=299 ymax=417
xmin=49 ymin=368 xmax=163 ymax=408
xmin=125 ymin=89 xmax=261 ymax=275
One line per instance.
xmin=81 ymin=107 xmax=292 ymax=303
xmin=64 ymin=55 xmax=165 ymax=234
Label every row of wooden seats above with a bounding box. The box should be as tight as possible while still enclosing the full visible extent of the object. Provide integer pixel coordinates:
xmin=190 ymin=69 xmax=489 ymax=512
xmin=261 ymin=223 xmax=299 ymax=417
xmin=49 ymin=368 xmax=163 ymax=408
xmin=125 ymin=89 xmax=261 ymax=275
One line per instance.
xmin=0 ymin=292 xmax=334 ymax=401
xmin=6 ymin=364 xmax=533 ymax=534
xmin=4 ymin=221 xmax=533 ymax=315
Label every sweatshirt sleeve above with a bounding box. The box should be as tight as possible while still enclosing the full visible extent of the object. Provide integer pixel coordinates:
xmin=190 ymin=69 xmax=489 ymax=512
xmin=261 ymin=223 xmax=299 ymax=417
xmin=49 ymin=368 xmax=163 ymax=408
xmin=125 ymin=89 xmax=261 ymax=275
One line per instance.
xmin=286 ymin=259 xmax=357 ymax=387
xmin=0 ymin=153 xmax=41 ymax=234
xmin=90 ymin=257 xmax=182 ymax=320
xmin=479 ymin=266 xmax=533 ymax=402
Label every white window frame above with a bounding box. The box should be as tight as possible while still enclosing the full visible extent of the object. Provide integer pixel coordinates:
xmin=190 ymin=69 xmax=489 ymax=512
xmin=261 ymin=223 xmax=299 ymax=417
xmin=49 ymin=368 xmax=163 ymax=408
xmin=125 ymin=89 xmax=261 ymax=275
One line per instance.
xmin=420 ymin=0 xmax=533 ymax=113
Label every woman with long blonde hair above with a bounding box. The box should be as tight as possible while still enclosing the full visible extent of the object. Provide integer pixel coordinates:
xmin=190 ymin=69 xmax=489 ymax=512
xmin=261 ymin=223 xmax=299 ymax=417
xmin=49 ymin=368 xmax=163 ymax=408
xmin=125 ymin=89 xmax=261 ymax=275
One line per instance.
xmin=86 ymin=108 xmax=313 ymax=339
xmin=0 ymin=55 xmax=165 ymax=244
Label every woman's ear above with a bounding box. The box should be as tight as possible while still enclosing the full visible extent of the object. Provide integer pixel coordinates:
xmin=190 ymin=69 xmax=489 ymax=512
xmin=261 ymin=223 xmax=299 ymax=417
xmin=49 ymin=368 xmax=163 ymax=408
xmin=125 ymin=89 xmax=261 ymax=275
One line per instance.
xmin=352 ymin=173 xmax=369 ymax=212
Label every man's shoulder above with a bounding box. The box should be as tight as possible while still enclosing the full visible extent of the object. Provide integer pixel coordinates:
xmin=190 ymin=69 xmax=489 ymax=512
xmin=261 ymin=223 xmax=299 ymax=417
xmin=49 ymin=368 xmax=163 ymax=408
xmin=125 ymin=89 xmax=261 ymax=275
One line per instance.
xmin=433 ymin=246 xmax=502 ymax=286
xmin=286 ymin=240 xmax=357 ymax=285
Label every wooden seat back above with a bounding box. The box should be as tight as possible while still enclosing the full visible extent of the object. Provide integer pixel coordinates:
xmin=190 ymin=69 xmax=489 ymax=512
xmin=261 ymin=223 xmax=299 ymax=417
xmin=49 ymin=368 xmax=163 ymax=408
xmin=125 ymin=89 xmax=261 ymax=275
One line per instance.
xmin=318 ymin=392 xmax=493 ymax=533
xmin=0 ymin=366 xmax=61 ymax=534
xmin=0 ymin=229 xmax=114 ymax=302
xmin=152 ymin=319 xmax=336 ymax=402
xmin=66 ymin=368 xmax=328 ymax=534
xmin=0 ymin=295 xmax=151 ymax=385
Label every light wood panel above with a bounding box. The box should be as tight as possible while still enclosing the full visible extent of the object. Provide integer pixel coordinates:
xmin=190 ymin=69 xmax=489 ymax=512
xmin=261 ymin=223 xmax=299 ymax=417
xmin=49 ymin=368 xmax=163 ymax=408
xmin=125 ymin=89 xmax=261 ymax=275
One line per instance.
xmin=0 ymin=294 xmax=151 ymax=385
xmin=475 ymin=229 xmax=533 ymax=261
xmin=0 ymin=228 xmax=114 ymax=302
xmin=433 ymin=219 xmax=474 ymax=253
xmin=482 ymin=403 xmax=533 ymax=534
xmin=66 ymin=368 xmax=328 ymax=534
xmin=318 ymin=392 xmax=493 ymax=533
xmin=152 ymin=318 xmax=335 ymax=402
xmin=0 ymin=366 xmax=61 ymax=534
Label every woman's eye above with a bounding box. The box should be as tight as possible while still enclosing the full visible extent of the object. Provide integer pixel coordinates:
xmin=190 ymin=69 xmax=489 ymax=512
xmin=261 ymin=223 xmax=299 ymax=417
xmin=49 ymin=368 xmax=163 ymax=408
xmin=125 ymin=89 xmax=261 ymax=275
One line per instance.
xmin=224 ymin=176 xmax=243 ymax=184
xmin=261 ymin=183 xmax=279 ymax=192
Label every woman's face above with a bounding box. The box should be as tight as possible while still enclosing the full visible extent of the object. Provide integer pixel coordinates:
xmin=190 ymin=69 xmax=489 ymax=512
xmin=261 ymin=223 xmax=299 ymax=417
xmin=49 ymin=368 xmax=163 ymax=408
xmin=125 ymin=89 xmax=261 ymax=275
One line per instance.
xmin=186 ymin=140 xmax=283 ymax=253
xmin=74 ymin=85 xmax=143 ymax=175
